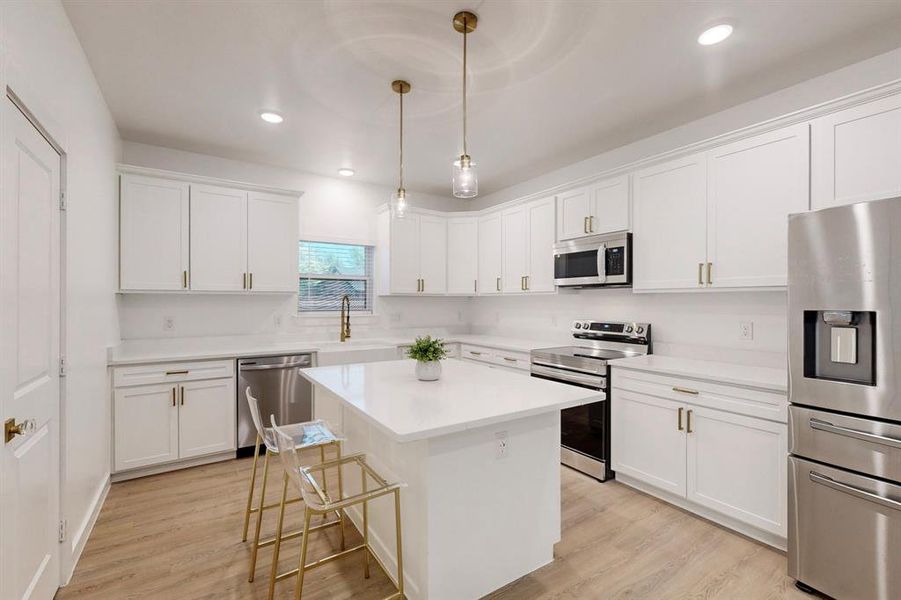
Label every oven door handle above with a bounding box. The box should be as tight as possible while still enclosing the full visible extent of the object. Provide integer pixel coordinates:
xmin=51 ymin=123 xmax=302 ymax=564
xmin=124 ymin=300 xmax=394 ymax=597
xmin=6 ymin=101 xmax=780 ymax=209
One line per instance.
xmin=531 ymin=364 xmax=606 ymax=389
xmin=531 ymin=360 xmax=603 ymax=377
xmin=596 ymin=243 xmax=607 ymax=285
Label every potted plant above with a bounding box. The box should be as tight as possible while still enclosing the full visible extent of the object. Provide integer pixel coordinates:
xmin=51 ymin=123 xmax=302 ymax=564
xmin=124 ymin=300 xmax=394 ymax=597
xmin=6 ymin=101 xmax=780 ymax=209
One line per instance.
xmin=406 ymin=335 xmax=448 ymax=381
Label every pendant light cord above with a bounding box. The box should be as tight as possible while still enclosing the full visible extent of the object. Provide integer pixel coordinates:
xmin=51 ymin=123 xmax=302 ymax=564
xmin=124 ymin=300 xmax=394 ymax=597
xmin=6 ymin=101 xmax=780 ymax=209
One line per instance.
xmin=399 ymin=88 xmax=404 ymax=190
xmin=462 ymin=16 xmax=468 ymax=158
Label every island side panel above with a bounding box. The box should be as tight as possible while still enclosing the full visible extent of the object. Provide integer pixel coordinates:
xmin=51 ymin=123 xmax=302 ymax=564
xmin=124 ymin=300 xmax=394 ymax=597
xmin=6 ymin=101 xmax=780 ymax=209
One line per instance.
xmin=313 ymin=385 xmax=430 ymax=600
xmin=425 ymin=410 xmax=562 ymax=599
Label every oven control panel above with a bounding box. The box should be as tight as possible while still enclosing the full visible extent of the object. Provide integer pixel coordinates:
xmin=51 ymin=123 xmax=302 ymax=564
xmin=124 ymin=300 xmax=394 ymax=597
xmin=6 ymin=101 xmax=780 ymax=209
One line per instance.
xmin=571 ymin=320 xmax=650 ymax=341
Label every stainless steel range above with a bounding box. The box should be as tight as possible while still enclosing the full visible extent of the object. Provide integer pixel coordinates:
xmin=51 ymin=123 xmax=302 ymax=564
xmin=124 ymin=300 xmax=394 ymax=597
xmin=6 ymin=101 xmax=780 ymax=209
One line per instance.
xmin=531 ymin=320 xmax=651 ymax=480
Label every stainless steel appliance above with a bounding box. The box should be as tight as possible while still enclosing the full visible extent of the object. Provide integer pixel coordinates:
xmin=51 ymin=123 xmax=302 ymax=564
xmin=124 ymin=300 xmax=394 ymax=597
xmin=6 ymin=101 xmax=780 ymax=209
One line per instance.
xmin=553 ymin=232 xmax=631 ymax=288
xmin=531 ymin=320 xmax=651 ymax=480
xmin=787 ymin=197 xmax=901 ymax=599
xmin=237 ymin=354 xmax=314 ymax=452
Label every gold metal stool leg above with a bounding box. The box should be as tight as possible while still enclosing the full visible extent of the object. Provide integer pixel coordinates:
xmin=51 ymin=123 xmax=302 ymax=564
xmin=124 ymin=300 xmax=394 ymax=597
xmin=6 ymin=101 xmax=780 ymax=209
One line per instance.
xmin=362 ymin=467 xmax=370 ymax=579
xmin=241 ymin=434 xmax=262 ymax=542
xmin=394 ymin=488 xmax=404 ymax=598
xmin=267 ymin=472 xmax=289 ymax=600
xmin=248 ymin=448 xmax=271 ymax=582
xmin=336 ymin=442 xmax=346 ymax=551
xmin=295 ymin=507 xmax=313 ymax=600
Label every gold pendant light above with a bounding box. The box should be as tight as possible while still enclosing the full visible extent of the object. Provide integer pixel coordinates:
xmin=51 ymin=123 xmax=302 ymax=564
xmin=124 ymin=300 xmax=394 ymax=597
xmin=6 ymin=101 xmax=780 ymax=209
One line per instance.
xmin=452 ymin=11 xmax=478 ymax=198
xmin=390 ymin=79 xmax=411 ymax=219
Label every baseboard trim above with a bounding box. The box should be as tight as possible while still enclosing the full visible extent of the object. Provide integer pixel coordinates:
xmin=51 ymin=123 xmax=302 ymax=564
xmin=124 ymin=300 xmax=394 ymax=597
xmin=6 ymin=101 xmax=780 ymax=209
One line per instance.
xmin=111 ymin=451 xmax=235 ymax=482
xmin=62 ymin=475 xmax=110 ymax=585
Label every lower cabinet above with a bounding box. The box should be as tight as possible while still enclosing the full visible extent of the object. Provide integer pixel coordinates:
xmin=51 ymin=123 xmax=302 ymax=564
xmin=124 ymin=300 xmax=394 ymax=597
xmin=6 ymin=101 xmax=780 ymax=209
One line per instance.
xmin=612 ymin=369 xmax=788 ymax=542
xmin=113 ymin=363 xmax=236 ymax=474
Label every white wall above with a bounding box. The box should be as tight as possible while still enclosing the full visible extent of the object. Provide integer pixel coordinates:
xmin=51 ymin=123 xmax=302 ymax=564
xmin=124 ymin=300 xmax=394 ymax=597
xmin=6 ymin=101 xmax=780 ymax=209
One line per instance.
xmin=2 ymin=0 xmax=122 ymax=581
xmin=119 ymin=142 xmax=470 ymax=340
xmin=466 ymin=48 xmax=901 ymax=369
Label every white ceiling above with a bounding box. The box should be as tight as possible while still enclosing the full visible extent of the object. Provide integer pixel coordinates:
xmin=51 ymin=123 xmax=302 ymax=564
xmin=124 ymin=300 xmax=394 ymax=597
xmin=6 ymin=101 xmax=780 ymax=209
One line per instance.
xmin=63 ymin=1 xmax=901 ymax=197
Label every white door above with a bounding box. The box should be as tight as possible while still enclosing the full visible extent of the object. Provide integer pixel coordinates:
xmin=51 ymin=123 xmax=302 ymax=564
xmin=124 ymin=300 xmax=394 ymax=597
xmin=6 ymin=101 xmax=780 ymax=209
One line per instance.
xmin=119 ymin=174 xmax=189 ymax=291
xmin=501 ymin=207 xmax=528 ymax=293
xmin=1 ymin=98 xmax=61 ymax=600
xmin=478 ymin=214 xmax=503 ymax=295
xmin=686 ymin=406 xmax=787 ymax=536
xmin=419 ymin=215 xmax=447 ymax=294
xmin=178 ymin=379 xmax=236 ymax=459
xmin=247 ymin=192 xmax=297 ymax=292
xmin=526 ymin=197 xmax=556 ymax=292
xmin=447 ymin=218 xmax=478 ymax=295
xmin=706 ymin=124 xmax=809 ymax=288
xmin=632 ymin=154 xmax=708 ymax=291
xmin=611 ymin=390 xmax=686 ymax=496
xmin=113 ymin=384 xmax=179 ymax=471
xmin=389 ymin=214 xmax=420 ymax=294
xmin=812 ymin=93 xmax=901 ymax=209
xmin=556 ymin=187 xmax=591 ymax=241
xmin=590 ymin=175 xmax=630 ymax=234
xmin=189 ymin=184 xmax=247 ymax=291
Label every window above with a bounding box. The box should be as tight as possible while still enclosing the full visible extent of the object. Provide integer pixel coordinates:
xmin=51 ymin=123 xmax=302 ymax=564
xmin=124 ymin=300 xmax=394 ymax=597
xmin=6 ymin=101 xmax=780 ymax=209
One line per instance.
xmin=298 ymin=241 xmax=374 ymax=313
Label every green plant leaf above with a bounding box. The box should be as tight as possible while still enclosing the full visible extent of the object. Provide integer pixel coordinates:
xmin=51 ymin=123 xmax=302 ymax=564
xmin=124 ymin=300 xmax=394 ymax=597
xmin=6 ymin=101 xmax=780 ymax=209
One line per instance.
xmin=406 ymin=335 xmax=448 ymax=362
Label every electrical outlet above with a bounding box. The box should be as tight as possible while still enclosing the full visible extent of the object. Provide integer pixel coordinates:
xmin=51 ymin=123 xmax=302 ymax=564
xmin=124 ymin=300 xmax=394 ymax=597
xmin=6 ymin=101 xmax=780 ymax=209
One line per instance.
xmin=163 ymin=316 xmax=175 ymax=331
xmin=495 ymin=431 xmax=508 ymax=459
xmin=739 ymin=321 xmax=754 ymax=341
xmin=274 ymin=315 xmax=283 ymax=329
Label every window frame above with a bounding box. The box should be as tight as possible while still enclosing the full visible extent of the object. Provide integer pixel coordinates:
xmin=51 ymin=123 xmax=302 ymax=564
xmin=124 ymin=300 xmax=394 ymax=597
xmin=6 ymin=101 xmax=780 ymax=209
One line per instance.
xmin=297 ymin=240 xmax=375 ymax=316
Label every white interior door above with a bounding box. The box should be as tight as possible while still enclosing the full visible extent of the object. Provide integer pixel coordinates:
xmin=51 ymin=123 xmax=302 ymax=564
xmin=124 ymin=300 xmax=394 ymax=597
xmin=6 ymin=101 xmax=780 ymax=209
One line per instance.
xmin=246 ymin=192 xmax=297 ymax=292
xmin=189 ymin=184 xmax=247 ymax=291
xmin=1 ymin=97 xmax=61 ymax=600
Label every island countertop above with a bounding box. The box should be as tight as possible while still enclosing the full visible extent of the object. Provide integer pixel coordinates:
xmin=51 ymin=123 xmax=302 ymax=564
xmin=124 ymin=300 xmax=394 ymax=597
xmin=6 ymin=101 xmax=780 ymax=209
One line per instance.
xmin=300 ymin=358 xmax=601 ymax=442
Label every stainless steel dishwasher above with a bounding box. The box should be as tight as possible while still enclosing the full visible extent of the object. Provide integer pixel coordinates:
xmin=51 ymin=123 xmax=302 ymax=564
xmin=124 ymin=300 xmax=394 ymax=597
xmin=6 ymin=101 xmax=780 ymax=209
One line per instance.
xmin=237 ymin=353 xmax=314 ymax=453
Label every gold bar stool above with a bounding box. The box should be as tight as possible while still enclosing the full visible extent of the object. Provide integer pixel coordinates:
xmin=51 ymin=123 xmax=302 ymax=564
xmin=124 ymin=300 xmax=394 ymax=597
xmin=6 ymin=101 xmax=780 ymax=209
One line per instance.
xmin=271 ymin=417 xmax=406 ymax=600
xmin=241 ymin=388 xmax=344 ymax=583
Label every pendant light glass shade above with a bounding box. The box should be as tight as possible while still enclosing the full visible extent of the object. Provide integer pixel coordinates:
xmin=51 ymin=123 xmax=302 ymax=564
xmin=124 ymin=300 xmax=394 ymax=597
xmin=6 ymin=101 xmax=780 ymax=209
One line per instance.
xmin=452 ymin=155 xmax=478 ymax=198
xmin=390 ymin=188 xmax=408 ymax=219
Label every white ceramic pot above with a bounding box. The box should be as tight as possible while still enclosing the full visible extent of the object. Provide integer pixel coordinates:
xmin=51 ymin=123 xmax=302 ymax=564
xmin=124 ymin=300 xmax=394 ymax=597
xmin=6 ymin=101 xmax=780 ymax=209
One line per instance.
xmin=415 ymin=360 xmax=442 ymax=381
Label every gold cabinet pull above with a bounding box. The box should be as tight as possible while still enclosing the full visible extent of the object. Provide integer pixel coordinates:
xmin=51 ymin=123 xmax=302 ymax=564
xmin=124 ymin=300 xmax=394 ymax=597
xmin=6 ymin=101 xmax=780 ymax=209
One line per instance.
xmin=686 ymin=409 xmax=693 ymax=433
xmin=469 ymin=350 xmax=482 ymax=356
xmin=249 ymin=272 xmax=253 ymax=289
xmin=179 ymin=386 xmax=185 ymax=406
xmin=706 ymin=262 xmax=713 ymax=285
xmin=496 ymin=276 xmax=500 ymax=292
xmin=672 ymin=386 xmax=699 ymax=395
xmin=474 ymin=279 xmax=477 ymax=293
xmin=678 ymin=407 xmax=684 ymax=431
xmin=243 ymin=273 xmax=247 ymax=289
xmin=698 ymin=263 xmax=704 ymax=286
xmin=588 ymin=215 xmax=594 ymax=233
xmin=171 ymin=387 xmax=176 ymax=407
xmin=183 ymin=270 xmax=188 ymax=289
xmin=165 ymin=369 xmax=189 ymax=376
xmin=503 ymin=357 xmax=517 ymax=363
xmin=421 ymin=278 xmax=424 ymax=292
xmin=525 ymin=275 xmax=530 ymax=291
xmin=583 ymin=216 xmax=589 ymax=234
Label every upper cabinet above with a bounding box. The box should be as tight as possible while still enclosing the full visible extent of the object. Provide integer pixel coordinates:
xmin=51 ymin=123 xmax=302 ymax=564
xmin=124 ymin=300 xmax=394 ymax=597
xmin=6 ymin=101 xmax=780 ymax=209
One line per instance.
xmin=477 ymin=213 xmax=503 ymax=295
xmin=556 ymin=175 xmax=630 ymax=241
xmin=119 ymin=171 xmax=298 ymax=294
xmin=501 ymin=196 xmax=556 ymax=293
xmin=812 ymin=94 xmax=901 ymax=210
xmin=633 ymin=124 xmax=809 ymax=291
xmin=120 ymin=174 xmax=190 ymax=291
xmin=447 ymin=217 xmax=479 ymax=295
xmin=376 ymin=212 xmax=448 ymax=295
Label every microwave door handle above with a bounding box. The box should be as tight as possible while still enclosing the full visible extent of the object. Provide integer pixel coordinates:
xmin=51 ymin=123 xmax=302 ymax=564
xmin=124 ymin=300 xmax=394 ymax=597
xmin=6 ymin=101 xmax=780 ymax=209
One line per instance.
xmin=597 ymin=243 xmax=607 ymax=284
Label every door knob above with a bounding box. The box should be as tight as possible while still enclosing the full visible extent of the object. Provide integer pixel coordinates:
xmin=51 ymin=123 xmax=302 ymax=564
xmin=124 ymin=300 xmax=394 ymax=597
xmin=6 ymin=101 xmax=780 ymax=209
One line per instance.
xmin=4 ymin=418 xmax=35 ymax=444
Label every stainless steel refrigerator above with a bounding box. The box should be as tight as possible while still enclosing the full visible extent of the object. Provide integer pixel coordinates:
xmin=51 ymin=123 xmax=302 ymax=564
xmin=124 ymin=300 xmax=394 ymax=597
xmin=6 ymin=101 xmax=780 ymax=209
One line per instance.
xmin=787 ymin=197 xmax=900 ymax=599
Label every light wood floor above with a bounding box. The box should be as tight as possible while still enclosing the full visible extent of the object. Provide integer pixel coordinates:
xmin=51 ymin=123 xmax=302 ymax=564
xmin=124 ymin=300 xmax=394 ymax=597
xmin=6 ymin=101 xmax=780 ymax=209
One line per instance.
xmin=59 ymin=456 xmax=809 ymax=600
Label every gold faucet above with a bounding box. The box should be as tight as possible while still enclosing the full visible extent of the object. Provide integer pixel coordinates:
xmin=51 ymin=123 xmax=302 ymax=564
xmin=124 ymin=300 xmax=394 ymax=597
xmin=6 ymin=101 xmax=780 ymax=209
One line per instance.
xmin=339 ymin=294 xmax=351 ymax=342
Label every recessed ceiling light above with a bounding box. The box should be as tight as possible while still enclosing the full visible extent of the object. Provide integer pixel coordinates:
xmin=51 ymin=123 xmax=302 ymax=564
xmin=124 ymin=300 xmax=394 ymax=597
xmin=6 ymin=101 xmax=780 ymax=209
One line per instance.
xmin=337 ymin=168 xmax=355 ymax=177
xmin=259 ymin=110 xmax=284 ymax=124
xmin=698 ymin=23 xmax=733 ymax=46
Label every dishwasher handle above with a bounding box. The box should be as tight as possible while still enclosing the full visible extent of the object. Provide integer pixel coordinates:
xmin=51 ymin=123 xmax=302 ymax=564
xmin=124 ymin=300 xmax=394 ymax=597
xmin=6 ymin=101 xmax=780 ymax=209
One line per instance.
xmin=239 ymin=360 xmax=311 ymax=372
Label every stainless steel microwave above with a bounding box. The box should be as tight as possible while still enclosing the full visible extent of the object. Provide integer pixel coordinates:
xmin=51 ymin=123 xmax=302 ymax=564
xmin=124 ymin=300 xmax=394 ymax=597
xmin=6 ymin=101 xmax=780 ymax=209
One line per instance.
xmin=553 ymin=232 xmax=631 ymax=287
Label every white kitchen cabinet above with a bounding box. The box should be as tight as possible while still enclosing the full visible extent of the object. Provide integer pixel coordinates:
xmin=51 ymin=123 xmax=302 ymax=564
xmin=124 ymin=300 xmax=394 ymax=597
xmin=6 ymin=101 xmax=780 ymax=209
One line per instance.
xmin=557 ymin=176 xmax=630 ymax=241
xmin=477 ymin=213 xmax=503 ymax=295
xmin=706 ymin=124 xmax=809 ymax=288
xmin=812 ymin=93 xmax=901 ymax=209
xmin=114 ymin=383 xmax=179 ymax=472
xmin=247 ymin=191 xmax=298 ymax=292
xmin=377 ymin=211 xmax=447 ymax=295
xmin=119 ymin=174 xmax=190 ymax=291
xmin=177 ymin=378 xmax=236 ymax=459
xmin=501 ymin=206 xmax=528 ymax=293
xmin=189 ymin=184 xmax=248 ymax=291
xmin=419 ymin=215 xmax=448 ymax=294
xmin=526 ymin=196 xmax=556 ymax=292
xmin=633 ymin=154 xmax=708 ymax=291
xmin=686 ymin=406 xmax=787 ymax=536
xmin=611 ymin=389 xmax=687 ymax=496
xmin=447 ymin=217 xmax=479 ymax=295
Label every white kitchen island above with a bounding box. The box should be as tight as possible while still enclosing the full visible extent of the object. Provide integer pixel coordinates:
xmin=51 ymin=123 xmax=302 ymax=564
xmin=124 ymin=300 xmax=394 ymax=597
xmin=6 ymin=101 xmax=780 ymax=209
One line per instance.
xmin=300 ymin=358 xmax=601 ymax=600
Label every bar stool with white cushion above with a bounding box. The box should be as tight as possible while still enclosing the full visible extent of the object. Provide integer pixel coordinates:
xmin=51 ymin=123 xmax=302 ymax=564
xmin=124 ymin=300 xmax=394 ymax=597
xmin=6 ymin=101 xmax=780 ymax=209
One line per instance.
xmin=270 ymin=416 xmax=407 ymax=600
xmin=241 ymin=387 xmax=343 ymax=584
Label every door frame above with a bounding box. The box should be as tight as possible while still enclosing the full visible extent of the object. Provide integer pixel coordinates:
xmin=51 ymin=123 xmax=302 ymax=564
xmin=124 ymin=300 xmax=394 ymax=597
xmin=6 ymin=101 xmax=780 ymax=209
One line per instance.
xmin=4 ymin=86 xmax=69 ymax=588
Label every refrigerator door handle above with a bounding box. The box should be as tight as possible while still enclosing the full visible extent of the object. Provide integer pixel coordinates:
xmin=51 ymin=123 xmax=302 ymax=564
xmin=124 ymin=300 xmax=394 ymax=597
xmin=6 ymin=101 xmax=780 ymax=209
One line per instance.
xmin=809 ymin=417 xmax=901 ymax=449
xmin=809 ymin=471 xmax=901 ymax=512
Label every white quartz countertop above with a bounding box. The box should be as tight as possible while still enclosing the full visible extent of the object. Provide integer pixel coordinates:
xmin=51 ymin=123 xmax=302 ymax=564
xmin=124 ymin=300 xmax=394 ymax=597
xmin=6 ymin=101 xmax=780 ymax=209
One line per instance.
xmin=300 ymin=359 xmax=601 ymax=442
xmin=107 ymin=333 xmax=558 ymax=366
xmin=610 ymin=355 xmax=788 ymax=393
